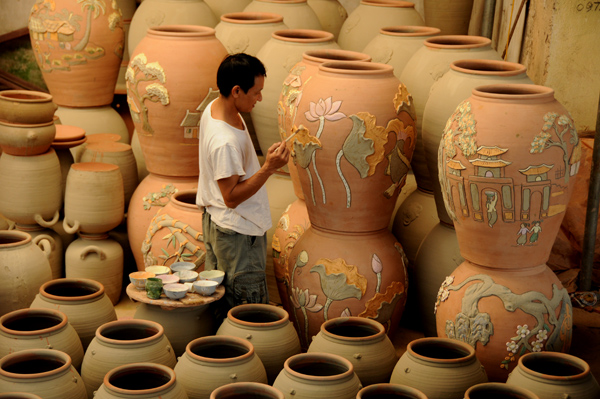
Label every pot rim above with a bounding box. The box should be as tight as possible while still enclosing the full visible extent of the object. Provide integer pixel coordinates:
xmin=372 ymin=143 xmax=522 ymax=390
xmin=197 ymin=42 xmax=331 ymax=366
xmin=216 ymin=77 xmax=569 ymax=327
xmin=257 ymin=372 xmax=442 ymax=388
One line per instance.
xmin=254 ymin=0 xmax=308 ymax=4
xmin=102 ymin=362 xmax=177 ymax=394
xmin=379 ymin=26 xmax=441 ymax=37
xmin=0 ymin=308 xmax=68 ymax=337
xmin=472 ymin=84 xmax=554 ymax=102
xmin=227 ymin=303 xmax=290 ymax=328
xmin=147 ymin=25 xmax=216 ymax=38
xmin=95 ymin=319 xmax=164 ymax=346
xmin=220 ymin=12 xmax=284 ymax=24
xmin=465 ymin=382 xmax=539 ymax=399
xmin=272 ymin=29 xmax=334 ymax=43
xmin=319 ymin=60 xmax=394 ymax=77
xmin=185 ymin=335 xmax=255 ymax=364
xmin=0 ymin=120 xmax=55 ymax=128
xmin=357 ymin=383 xmax=428 ymax=399
xmin=0 ymin=90 xmax=53 ymax=103
xmin=425 ymin=35 xmax=492 ymax=50
xmin=39 ymin=278 xmax=105 ymax=302
xmin=0 ymin=230 xmax=31 ymax=248
xmin=168 ymin=189 xmax=201 ymax=212
xmin=361 ymin=0 xmax=416 ymax=8
xmin=0 ymin=348 xmax=71 ymax=380
xmin=283 ymin=352 xmax=355 ymax=382
xmin=319 ymin=316 xmax=385 ymax=343
xmin=516 ymin=352 xmax=591 ymax=382
xmin=451 ymin=59 xmax=527 ymax=77
xmin=406 ymin=337 xmax=477 ymax=365
xmin=303 ymin=49 xmax=372 ymax=64
xmin=211 ymin=381 xmax=285 ymax=399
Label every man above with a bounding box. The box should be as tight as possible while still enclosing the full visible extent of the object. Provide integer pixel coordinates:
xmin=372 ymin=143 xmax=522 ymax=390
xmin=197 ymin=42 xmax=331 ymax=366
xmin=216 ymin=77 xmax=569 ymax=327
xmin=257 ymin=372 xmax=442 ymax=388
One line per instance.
xmin=196 ymin=53 xmax=290 ymax=315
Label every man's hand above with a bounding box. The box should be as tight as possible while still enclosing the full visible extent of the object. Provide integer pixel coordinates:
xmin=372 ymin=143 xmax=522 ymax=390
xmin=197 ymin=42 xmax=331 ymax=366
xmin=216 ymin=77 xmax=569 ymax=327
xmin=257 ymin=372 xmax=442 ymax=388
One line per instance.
xmin=264 ymin=140 xmax=290 ymax=173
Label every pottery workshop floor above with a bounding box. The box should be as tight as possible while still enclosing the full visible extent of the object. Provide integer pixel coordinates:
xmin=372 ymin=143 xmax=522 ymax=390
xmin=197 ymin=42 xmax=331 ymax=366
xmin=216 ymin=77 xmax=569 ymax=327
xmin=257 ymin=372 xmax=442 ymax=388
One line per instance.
xmin=113 ymin=284 xmax=600 ymax=383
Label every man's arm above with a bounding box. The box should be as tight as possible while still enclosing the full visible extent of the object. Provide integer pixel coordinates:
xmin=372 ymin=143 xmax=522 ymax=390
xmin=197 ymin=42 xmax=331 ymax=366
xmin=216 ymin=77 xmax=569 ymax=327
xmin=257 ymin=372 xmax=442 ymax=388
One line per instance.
xmin=217 ymin=141 xmax=290 ymax=209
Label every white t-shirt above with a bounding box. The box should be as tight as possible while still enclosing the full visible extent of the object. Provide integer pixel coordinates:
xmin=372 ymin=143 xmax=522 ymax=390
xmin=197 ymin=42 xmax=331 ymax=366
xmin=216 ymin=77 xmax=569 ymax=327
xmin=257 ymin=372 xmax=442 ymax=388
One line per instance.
xmin=196 ymin=99 xmax=272 ymax=236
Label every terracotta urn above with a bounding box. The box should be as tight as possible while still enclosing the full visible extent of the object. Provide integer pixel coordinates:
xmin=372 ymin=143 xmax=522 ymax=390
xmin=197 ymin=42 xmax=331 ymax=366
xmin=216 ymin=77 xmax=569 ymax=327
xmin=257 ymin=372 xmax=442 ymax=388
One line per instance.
xmin=215 ymin=12 xmax=289 ymax=56
xmin=30 ymin=278 xmax=118 ymax=350
xmin=357 ymin=383 xmax=429 ymax=399
xmin=253 ymin=29 xmax=340 ymax=157
xmin=205 ymin=0 xmax=253 ymax=18
xmin=243 ymin=0 xmax=323 ymax=30
xmin=81 ymin=319 xmax=177 ymax=398
xmin=0 ymin=349 xmax=87 ymax=399
xmin=28 ymin=0 xmax=125 ymax=107
xmin=272 ymin=352 xmax=362 ymax=399
xmin=0 ymin=90 xmax=56 ymax=124
xmin=306 ymin=0 xmax=348 ymax=40
xmin=0 ymin=230 xmax=53 ymax=317
xmin=307 ymin=316 xmax=398 ymax=385
xmin=0 ymin=308 xmax=84 ymax=370
xmin=210 ymin=382 xmax=285 ymax=399
xmin=94 ymin=362 xmax=188 ymax=399
xmin=173 ymin=335 xmax=268 ymax=399
xmin=114 ymin=0 xmax=137 ymax=94
xmin=216 ymin=303 xmax=302 ymax=383
xmin=127 ymin=25 xmax=227 ymax=177
xmin=338 ymin=0 xmax=425 ymax=52
xmin=289 ymin=61 xmax=415 ymax=232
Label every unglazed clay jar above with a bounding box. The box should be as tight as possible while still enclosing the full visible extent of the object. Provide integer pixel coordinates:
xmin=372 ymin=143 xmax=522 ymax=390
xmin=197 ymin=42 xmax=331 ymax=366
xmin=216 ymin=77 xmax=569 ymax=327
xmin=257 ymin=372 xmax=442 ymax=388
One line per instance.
xmin=81 ymin=319 xmax=177 ymax=398
xmin=0 ymin=349 xmax=87 ymax=399
xmin=14 ymin=223 xmax=64 ymax=280
xmin=423 ymin=0 xmax=473 ymax=35
xmin=0 ymin=308 xmax=84 ymax=370
xmin=357 ymin=383 xmax=429 ymax=399
xmin=28 ymin=0 xmax=125 ymax=107
xmin=306 ymin=0 xmax=348 ymax=40
xmin=0 ymin=90 xmax=56 ymax=124
xmin=465 ymin=383 xmax=540 ymax=399
xmin=307 ymin=316 xmax=397 ymax=385
xmin=127 ymin=25 xmax=227 ymax=177
xmin=215 ymin=12 xmax=288 ymax=56
xmin=205 ymin=0 xmax=253 ymax=18
xmin=0 ymin=120 xmax=56 ymax=156
xmin=243 ymin=0 xmax=322 ymax=30
xmin=210 ymin=382 xmax=285 ymax=399
xmin=390 ymin=337 xmax=488 ymax=398
xmin=338 ymin=0 xmax=425 ymax=52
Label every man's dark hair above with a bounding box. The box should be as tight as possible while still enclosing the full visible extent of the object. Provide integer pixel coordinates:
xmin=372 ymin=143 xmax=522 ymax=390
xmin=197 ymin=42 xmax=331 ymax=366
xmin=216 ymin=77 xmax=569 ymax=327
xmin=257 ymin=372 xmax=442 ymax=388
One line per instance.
xmin=217 ymin=53 xmax=266 ymax=97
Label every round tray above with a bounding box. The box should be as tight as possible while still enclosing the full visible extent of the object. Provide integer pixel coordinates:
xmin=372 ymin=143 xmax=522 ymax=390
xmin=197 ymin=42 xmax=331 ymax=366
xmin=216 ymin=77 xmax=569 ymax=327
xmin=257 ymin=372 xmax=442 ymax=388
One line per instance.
xmin=126 ymin=283 xmax=225 ymax=310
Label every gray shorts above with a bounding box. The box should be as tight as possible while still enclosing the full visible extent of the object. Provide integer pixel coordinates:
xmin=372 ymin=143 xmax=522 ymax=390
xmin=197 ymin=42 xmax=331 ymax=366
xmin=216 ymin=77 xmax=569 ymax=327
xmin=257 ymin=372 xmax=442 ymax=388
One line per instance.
xmin=202 ymin=211 xmax=269 ymax=308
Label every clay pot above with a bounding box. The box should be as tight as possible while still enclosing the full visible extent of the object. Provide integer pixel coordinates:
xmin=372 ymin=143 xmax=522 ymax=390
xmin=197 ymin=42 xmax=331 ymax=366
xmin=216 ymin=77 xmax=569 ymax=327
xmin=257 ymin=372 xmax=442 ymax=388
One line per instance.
xmin=290 ymin=61 xmax=415 ymax=232
xmin=423 ymin=0 xmax=474 ymax=35
xmin=423 ymin=59 xmax=534 ymax=226
xmin=127 ymin=25 xmax=227 ymax=177
xmin=63 ymin=162 xmax=124 ymax=235
xmin=361 ymin=26 xmax=441 ymax=78
xmin=52 ymin=124 xmax=85 ymax=199
xmin=216 ymin=303 xmax=301 ymax=383
xmin=338 ymin=0 xmax=425 ymax=52
xmin=141 ymin=189 xmax=205 ymax=269
xmin=65 ymin=233 xmax=124 ymax=305
xmin=398 ymin=35 xmax=501 ymax=193
xmin=128 ymin=0 xmax=218 ymax=59
xmin=439 ymin=84 xmax=580 ymax=268
xmin=286 ymin=226 xmax=408 ymax=350
xmin=205 ymin=0 xmax=253 ymax=18
xmin=94 ymin=362 xmax=188 ymax=399
xmin=464 ymin=383 xmax=540 ymax=399
xmin=215 ymin=12 xmax=289 ymax=56
xmin=390 ymin=337 xmax=488 ymax=398
xmin=306 ymin=0 xmax=348 ymax=40
xmin=505 ymin=352 xmax=600 ymax=399
xmin=80 ymin=141 xmax=138 ymax=210
xmin=0 ymin=393 xmax=43 ymax=399
xmin=210 ymin=382 xmax=285 ymax=399
xmin=357 ymin=383 xmax=429 ymax=399
xmin=127 ymin=173 xmax=198 ymax=271
xmin=0 ymin=90 xmax=57 ymax=124
xmin=174 ymin=335 xmax=268 ymax=398
xmin=73 ymin=130 xmax=122 ymax=164
xmin=434 ymin=261 xmax=572 ymax=382
xmin=243 ymin=0 xmax=322 ymax=30
xmin=0 ymin=120 xmax=55 ymax=156
xmin=81 ymin=319 xmax=177 ymax=398
xmin=28 ymin=0 xmax=125 ymax=107
xmin=253 ymin=29 xmax=340 ymax=157
xmin=30 ymin=278 xmax=118 ymax=350
xmin=0 ymin=308 xmax=84 ymax=370
xmin=15 ymin=223 xmax=64 ymax=279
xmin=0 ymin=149 xmax=62 ymax=228
xmin=0 ymin=230 xmax=53 ymax=317
xmin=278 ymin=49 xmax=371 ymax=197
xmin=130 ymin=130 xmax=149 ymax=182
xmin=272 ymin=352 xmax=362 ymax=399
xmin=307 ymin=316 xmax=397 ymax=385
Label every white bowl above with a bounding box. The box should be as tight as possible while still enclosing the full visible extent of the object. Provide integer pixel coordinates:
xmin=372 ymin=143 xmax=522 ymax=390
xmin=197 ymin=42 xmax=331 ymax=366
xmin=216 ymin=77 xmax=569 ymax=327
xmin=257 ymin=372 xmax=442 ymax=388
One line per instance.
xmin=170 ymin=261 xmax=197 ymax=273
xmin=129 ymin=271 xmax=155 ymax=290
xmin=174 ymin=270 xmax=198 ymax=283
xmin=145 ymin=265 xmax=170 ymax=276
xmin=163 ymin=283 xmax=188 ymax=300
xmin=198 ymin=270 xmax=225 ymax=286
xmin=193 ymin=280 xmax=218 ymax=296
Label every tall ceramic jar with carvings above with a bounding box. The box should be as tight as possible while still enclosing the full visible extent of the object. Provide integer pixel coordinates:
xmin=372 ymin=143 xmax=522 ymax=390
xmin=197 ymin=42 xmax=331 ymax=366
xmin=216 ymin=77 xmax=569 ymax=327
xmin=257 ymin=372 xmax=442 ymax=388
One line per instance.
xmin=434 ymin=84 xmax=580 ymax=382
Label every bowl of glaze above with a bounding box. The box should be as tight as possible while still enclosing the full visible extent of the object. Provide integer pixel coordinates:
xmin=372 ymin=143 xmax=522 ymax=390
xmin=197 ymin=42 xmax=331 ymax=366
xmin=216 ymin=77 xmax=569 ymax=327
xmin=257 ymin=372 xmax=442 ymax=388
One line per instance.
xmin=157 ymin=274 xmax=179 ymax=285
xmin=174 ymin=270 xmax=198 ymax=283
xmin=193 ymin=280 xmax=218 ymax=296
xmin=170 ymin=261 xmax=197 ymax=273
xmin=129 ymin=271 xmax=155 ymax=290
xmin=198 ymin=270 xmax=225 ymax=286
xmin=163 ymin=283 xmax=188 ymax=300
xmin=145 ymin=265 xmax=170 ymax=276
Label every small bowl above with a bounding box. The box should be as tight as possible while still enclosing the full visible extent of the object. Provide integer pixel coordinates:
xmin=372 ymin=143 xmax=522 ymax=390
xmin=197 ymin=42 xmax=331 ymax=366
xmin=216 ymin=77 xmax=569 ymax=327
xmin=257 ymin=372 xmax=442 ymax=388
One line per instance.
xmin=170 ymin=261 xmax=197 ymax=273
xmin=193 ymin=280 xmax=218 ymax=296
xmin=129 ymin=271 xmax=155 ymax=290
xmin=163 ymin=283 xmax=188 ymax=300
xmin=174 ymin=270 xmax=198 ymax=283
xmin=145 ymin=265 xmax=170 ymax=276
xmin=157 ymin=274 xmax=179 ymax=285
xmin=198 ymin=270 xmax=225 ymax=286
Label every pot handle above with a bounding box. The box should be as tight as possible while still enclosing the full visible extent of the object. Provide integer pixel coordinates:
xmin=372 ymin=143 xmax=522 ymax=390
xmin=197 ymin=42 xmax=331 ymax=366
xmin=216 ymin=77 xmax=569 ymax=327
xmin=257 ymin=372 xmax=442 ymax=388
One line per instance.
xmin=63 ymin=218 xmax=80 ymax=235
xmin=34 ymin=210 xmax=60 ymax=228
xmin=80 ymin=246 xmax=107 ymax=261
xmin=32 ymin=234 xmax=55 ymax=258
xmin=27 ymin=129 xmax=38 ymax=142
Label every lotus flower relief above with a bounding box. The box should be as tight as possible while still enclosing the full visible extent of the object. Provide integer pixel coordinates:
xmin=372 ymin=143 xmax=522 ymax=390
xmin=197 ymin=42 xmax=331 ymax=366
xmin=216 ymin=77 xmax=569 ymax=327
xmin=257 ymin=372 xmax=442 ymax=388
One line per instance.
xmin=279 ymin=65 xmax=306 ymax=139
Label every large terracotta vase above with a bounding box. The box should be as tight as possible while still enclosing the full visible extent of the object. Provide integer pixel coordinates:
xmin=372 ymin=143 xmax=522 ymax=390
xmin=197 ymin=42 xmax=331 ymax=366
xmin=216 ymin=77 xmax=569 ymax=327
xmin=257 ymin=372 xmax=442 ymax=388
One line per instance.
xmin=28 ymin=0 xmax=125 ymax=107
xmin=361 ymin=26 xmax=441 ymax=78
xmin=0 ymin=308 xmax=84 ymax=370
xmin=215 ymin=12 xmax=289 ymax=56
xmin=128 ymin=0 xmax=218 ymax=58
xmin=338 ymin=0 xmax=425 ymax=52
xmin=423 ymin=0 xmax=474 ymax=35
xmin=0 ymin=230 xmax=53 ymax=317
xmin=127 ymin=25 xmax=227 ymax=177
xmin=205 ymin=0 xmax=253 ymax=18
xmin=115 ymin=0 xmax=137 ymax=94
xmin=253 ymin=29 xmax=339 ymax=157
xmin=306 ymin=0 xmax=348 ymax=40
xmin=243 ymin=0 xmax=323 ymax=30
xmin=0 ymin=349 xmax=87 ymax=399
xmin=81 ymin=319 xmax=177 ymax=398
